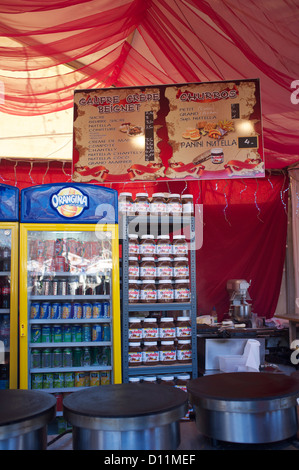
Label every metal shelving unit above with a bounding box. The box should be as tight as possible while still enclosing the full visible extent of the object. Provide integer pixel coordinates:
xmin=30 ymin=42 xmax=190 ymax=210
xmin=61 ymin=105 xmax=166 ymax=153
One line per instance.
xmin=120 ymin=214 xmax=198 ymax=382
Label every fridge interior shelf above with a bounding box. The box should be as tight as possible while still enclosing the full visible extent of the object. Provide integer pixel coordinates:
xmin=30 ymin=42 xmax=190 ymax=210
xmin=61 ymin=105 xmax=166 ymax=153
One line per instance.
xmin=30 ymin=295 xmax=110 ymax=301
xmin=30 ymin=318 xmax=111 ymax=324
xmin=30 ymin=365 xmax=112 ymax=373
xmin=30 ymin=341 xmax=111 ymax=348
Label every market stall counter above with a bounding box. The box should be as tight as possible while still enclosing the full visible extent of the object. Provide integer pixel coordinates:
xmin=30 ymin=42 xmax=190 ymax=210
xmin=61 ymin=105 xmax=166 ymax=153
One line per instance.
xmin=187 ymin=372 xmax=299 ymax=444
xmin=0 ymin=389 xmax=56 ymax=450
xmin=63 ymin=382 xmax=188 ymax=450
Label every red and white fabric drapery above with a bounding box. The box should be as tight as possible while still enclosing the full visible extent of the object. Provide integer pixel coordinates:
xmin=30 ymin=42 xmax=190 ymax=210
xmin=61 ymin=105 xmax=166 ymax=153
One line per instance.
xmin=0 ymin=0 xmax=298 ymax=169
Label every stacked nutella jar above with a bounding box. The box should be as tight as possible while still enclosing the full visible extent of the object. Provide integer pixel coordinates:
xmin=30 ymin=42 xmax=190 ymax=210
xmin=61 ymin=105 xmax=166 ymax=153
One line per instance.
xmin=128 ymin=315 xmax=192 ymax=367
xmin=128 ymin=232 xmax=191 ymax=303
xmin=119 ymin=192 xmax=194 ymax=217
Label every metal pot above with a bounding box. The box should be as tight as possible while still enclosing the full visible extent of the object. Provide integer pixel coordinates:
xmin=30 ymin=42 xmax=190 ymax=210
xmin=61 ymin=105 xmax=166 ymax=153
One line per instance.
xmin=233 ymin=303 xmax=251 ymax=321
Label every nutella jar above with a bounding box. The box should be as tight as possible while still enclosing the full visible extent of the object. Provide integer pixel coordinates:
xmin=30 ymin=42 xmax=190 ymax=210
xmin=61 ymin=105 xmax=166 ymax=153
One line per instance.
xmin=159 ymin=341 xmax=176 ymax=364
xmin=142 ymin=341 xmax=159 ymax=366
xmin=157 ymin=280 xmax=174 ymax=303
xmin=128 ymin=279 xmax=140 ymax=303
xmin=135 ymin=193 xmax=150 ymax=215
xmin=128 ymin=256 xmax=139 ymax=279
xmin=177 ymin=340 xmax=192 ymax=363
xmin=159 ymin=317 xmax=176 ymax=340
xmin=156 ymin=235 xmax=172 ymax=256
xmin=139 ymin=234 xmax=156 ymax=256
xmin=173 ymin=256 xmax=189 ymax=278
xmin=128 ymin=342 xmax=142 ymax=366
xmin=143 ymin=376 xmax=157 ymax=384
xmin=160 ymin=376 xmax=175 ymax=386
xmin=211 ymin=148 xmax=224 ymax=164
xmin=175 ymin=373 xmax=190 ymax=392
xmin=142 ymin=318 xmax=159 ymax=339
xmin=129 ymin=377 xmax=141 ymax=383
xmin=168 ymin=194 xmax=182 ymax=216
xmin=128 ymin=234 xmax=139 ymax=255
xmin=140 ymin=279 xmax=157 ymax=303
xmin=150 ymin=193 xmax=167 ymax=216
xmin=128 ymin=317 xmax=143 ymax=341
xmin=176 ymin=316 xmax=191 ymax=339
xmin=172 ymin=235 xmax=188 ymax=256
xmin=119 ymin=192 xmax=134 ymax=216
xmin=182 ymin=194 xmax=194 ymax=216
xmin=156 ymin=257 xmax=173 ymax=280
xmin=174 ymin=279 xmax=190 ymax=302
xmin=140 ymin=257 xmax=156 ymax=280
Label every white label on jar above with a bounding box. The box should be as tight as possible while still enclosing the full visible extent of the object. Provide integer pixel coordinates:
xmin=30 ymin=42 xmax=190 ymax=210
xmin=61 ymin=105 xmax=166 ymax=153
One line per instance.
xmin=129 ymin=243 xmax=139 ymax=254
xmin=128 ymin=265 xmax=139 ymax=277
xmin=128 ymin=288 xmax=139 ymax=301
xmin=139 ymin=243 xmax=155 ymax=255
xmin=142 ymin=327 xmax=159 ymax=339
xmin=173 ymin=265 xmax=189 ymax=277
xmin=119 ymin=201 xmax=134 ymax=213
xmin=183 ymin=202 xmax=193 ymax=213
xmin=177 ymin=348 xmax=192 ymax=362
xmin=156 ymin=243 xmax=172 ymax=255
xmin=174 ymin=287 xmax=190 ymax=301
xmin=157 ymin=288 xmax=174 ymax=301
xmin=159 ymin=349 xmax=176 ymax=363
xmin=176 ymin=326 xmax=192 ymax=337
xmin=128 ymin=351 xmax=142 ymax=365
xmin=151 ymin=202 xmax=167 ymax=213
xmin=157 ymin=265 xmax=173 ymax=278
xmin=140 ymin=288 xmax=157 ymax=302
xmin=172 ymin=244 xmax=188 ymax=255
xmin=140 ymin=266 xmax=156 ymax=278
xmin=129 ymin=327 xmax=142 ymax=340
xmin=135 ymin=201 xmax=150 ymax=213
xmin=159 ymin=326 xmax=176 ymax=338
xmin=168 ymin=202 xmax=182 ymax=213
xmin=142 ymin=350 xmax=159 ymax=364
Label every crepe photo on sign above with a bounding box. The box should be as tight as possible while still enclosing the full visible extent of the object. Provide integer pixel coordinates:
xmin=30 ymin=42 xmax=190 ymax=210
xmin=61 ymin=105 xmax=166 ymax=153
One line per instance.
xmin=164 ymin=80 xmax=264 ymax=180
xmin=72 ymin=87 xmax=163 ymax=183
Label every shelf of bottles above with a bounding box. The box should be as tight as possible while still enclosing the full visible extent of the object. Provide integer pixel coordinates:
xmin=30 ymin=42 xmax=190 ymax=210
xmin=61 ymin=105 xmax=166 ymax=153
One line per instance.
xmin=27 ymin=231 xmax=114 ymax=394
xmin=0 ymin=233 xmax=11 ymax=389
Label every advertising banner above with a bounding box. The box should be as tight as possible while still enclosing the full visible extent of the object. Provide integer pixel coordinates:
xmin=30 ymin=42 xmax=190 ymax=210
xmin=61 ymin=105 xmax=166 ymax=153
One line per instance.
xmin=72 ymin=79 xmax=264 ymax=183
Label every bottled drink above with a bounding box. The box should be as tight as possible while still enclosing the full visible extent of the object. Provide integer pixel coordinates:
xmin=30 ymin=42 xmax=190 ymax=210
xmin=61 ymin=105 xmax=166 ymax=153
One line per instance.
xmin=2 ymin=247 xmax=11 ymax=272
xmin=2 ymin=281 xmax=10 ymax=309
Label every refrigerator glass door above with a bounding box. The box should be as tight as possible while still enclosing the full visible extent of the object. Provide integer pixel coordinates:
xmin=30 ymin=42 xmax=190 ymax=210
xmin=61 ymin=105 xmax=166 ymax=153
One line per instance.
xmin=22 ymin=226 xmax=120 ymax=392
xmin=0 ymin=225 xmax=18 ymax=389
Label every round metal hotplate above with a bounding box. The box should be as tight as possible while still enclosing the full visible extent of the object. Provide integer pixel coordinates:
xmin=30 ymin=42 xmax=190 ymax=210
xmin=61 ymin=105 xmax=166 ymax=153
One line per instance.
xmin=188 ymin=372 xmax=299 ymax=403
xmin=187 ymin=373 xmax=299 ymax=444
xmin=0 ymin=389 xmax=56 ymax=427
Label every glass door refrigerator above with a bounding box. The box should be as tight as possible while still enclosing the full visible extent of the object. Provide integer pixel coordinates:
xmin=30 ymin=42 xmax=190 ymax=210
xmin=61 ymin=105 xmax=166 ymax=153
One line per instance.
xmin=0 ymin=184 xmax=19 ymax=390
xmin=19 ymin=183 xmax=121 ymax=400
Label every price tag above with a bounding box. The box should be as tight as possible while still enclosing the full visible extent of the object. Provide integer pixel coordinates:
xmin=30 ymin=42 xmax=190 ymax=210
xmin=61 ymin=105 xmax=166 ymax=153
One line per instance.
xmin=238 ymin=136 xmax=258 ymax=148
xmin=145 ymin=110 xmax=155 ymax=161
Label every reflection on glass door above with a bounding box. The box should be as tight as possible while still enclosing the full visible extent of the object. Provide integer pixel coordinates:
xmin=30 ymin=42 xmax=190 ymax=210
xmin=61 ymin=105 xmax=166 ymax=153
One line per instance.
xmin=0 ymin=229 xmax=12 ymax=389
xmin=27 ymin=230 xmax=115 ymax=392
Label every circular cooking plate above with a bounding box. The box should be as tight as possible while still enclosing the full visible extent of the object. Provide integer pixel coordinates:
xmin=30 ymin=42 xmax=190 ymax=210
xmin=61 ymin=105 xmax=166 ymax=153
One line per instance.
xmin=187 ymin=372 xmax=299 ymax=403
xmin=63 ymin=383 xmax=188 ymax=418
xmin=0 ymin=389 xmax=56 ymax=426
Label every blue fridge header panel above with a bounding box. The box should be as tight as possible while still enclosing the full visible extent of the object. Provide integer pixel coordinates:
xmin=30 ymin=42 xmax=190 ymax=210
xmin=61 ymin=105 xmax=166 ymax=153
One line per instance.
xmin=20 ymin=183 xmax=118 ymax=224
xmin=0 ymin=184 xmax=19 ymax=222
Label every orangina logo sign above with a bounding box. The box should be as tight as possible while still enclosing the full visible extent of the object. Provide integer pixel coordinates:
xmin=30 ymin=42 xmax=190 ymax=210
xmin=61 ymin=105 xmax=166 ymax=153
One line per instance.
xmin=51 ymin=187 xmax=89 ymax=218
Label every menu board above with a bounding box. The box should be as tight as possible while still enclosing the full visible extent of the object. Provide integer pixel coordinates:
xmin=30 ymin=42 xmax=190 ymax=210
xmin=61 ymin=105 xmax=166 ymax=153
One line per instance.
xmin=72 ymin=79 xmax=264 ymax=183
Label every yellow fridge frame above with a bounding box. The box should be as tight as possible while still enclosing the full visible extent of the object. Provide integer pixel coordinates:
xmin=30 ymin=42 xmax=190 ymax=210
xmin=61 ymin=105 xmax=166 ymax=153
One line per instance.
xmin=0 ymin=222 xmax=19 ymax=389
xmin=19 ymin=222 xmax=122 ymax=390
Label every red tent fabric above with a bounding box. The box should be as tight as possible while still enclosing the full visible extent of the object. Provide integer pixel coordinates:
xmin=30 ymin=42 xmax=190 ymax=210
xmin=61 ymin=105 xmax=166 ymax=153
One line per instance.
xmin=0 ymin=0 xmax=298 ymax=168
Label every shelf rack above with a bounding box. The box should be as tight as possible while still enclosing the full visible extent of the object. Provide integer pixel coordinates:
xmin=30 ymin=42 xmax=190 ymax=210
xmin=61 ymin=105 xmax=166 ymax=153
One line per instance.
xmin=120 ymin=214 xmax=198 ymax=382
